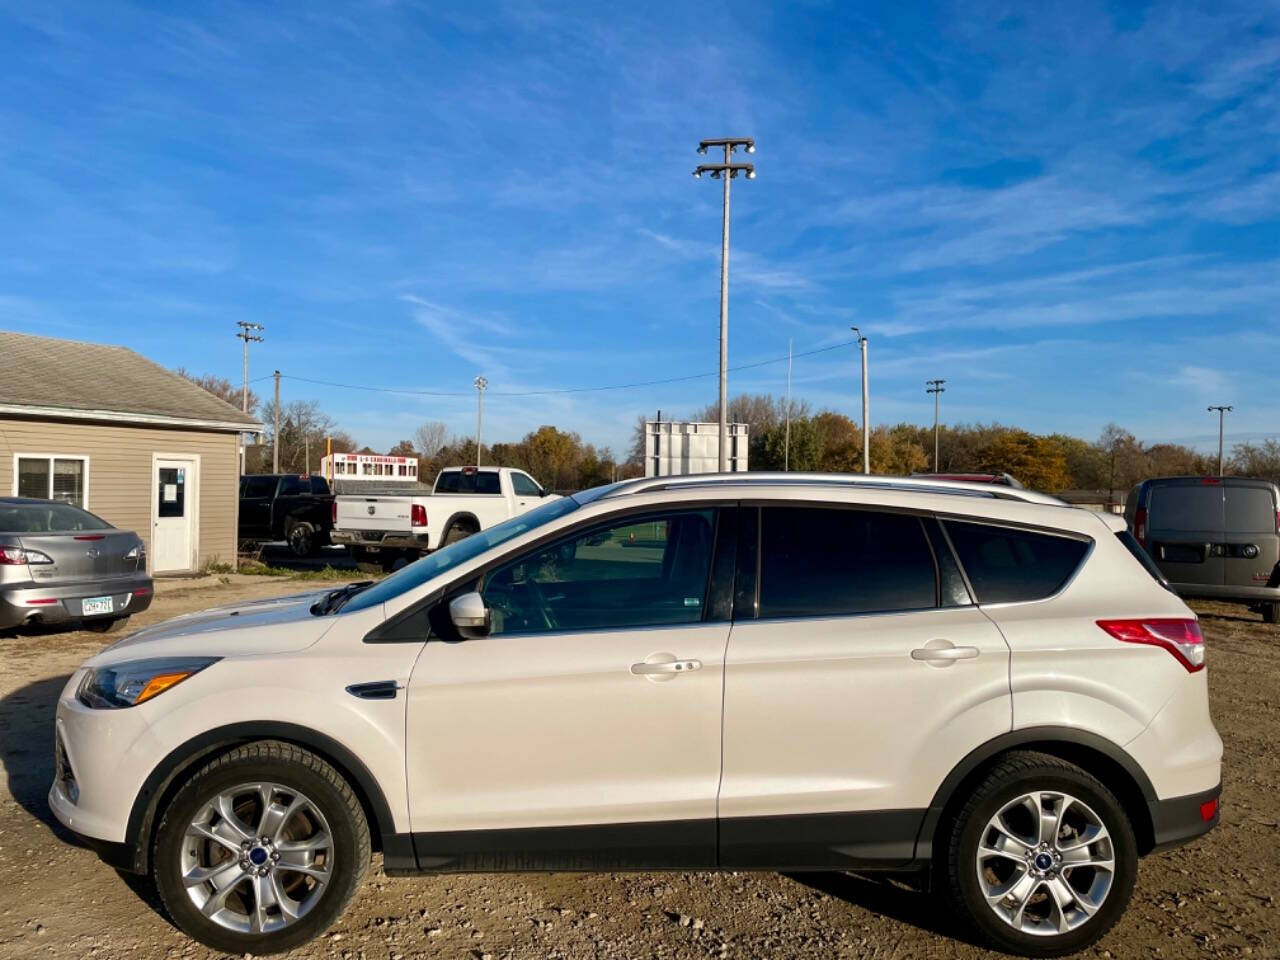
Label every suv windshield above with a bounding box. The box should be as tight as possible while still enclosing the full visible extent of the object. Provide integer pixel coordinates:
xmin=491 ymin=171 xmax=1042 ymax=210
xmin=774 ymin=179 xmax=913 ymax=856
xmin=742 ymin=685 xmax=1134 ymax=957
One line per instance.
xmin=340 ymin=495 xmax=580 ymax=614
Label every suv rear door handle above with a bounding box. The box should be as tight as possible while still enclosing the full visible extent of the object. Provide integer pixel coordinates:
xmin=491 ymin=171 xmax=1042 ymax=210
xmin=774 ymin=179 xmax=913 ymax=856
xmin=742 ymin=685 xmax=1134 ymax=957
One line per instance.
xmin=911 ymin=645 xmax=979 ymax=662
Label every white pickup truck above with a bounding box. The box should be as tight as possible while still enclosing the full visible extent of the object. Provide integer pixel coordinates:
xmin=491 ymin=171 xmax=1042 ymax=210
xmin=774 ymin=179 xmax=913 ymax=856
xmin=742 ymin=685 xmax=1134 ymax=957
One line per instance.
xmin=330 ymin=466 xmax=556 ymax=570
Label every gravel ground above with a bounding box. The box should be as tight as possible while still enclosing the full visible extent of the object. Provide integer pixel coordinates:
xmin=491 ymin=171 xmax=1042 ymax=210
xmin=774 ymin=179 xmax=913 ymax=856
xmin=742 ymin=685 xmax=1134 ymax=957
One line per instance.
xmin=0 ymin=578 xmax=1275 ymax=959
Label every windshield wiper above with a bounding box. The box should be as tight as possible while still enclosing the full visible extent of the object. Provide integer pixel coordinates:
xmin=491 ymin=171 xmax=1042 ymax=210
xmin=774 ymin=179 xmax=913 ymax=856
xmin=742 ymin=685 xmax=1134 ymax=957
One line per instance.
xmin=312 ymin=580 xmax=375 ymax=616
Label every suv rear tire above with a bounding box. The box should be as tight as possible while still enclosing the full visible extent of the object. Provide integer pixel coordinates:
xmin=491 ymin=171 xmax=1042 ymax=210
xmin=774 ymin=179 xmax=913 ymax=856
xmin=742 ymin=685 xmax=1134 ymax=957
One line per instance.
xmin=943 ymin=750 xmax=1137 ymax=958
xmin=153 ymin=741 xmax=370 ymax=955
xmin=1261 ymin=601 xmax=1279 ymax=624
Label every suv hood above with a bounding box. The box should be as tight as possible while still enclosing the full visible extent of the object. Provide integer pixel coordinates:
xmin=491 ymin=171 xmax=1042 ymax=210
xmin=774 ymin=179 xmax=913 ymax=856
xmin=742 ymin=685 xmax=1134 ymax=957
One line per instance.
xmin=87 ymin=590 xmax=334 ymax=666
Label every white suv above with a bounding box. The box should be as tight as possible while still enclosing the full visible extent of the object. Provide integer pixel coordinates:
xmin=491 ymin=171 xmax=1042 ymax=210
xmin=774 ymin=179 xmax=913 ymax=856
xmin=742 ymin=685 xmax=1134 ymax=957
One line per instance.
xmin=51 ymin=474 xmax=1222 ymax=957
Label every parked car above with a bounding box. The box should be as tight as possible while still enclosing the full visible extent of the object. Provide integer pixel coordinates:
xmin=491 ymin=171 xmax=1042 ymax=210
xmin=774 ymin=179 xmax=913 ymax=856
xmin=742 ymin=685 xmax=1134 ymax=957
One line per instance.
xmin=0 ymin=497 xmax=151 ymax=633
xmin=50 ymin=473 xmax=1221 ymax=957
xmin=238 ymin=474 xmax=334 ymax=557
xmin=1125 ymin=475 xmax=1280 ymax=622
xmin=331 ymin=465 xmax=555 ymax=570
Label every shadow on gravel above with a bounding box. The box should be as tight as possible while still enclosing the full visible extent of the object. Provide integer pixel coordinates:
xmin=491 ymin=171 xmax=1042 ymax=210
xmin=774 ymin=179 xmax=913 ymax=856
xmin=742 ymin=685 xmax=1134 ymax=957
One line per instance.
xmin=0 ymin=673 xmax=73 ymax=830
xmin=785 ymin=872 xmax=987 ymax=949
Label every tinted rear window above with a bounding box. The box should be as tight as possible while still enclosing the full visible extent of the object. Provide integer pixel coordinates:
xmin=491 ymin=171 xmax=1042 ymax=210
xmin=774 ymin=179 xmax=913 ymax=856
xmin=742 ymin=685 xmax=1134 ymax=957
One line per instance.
xmin=435 ymin=471 xmax=501 ymax=494
xmin=0 ymin=503 xmax=113 ymax=533
xmin=1225 ymin=486 xmax=1276 ymax=534
xmin=944 ymin=521 xmax=1090 ymax=604
xmin=310 ymin=476 xmax=330 ymax=496
xmin=1148 ymin=485 xmax=1222 ymax=532
xmin=759 ymin=507 xmax=937 ymax=618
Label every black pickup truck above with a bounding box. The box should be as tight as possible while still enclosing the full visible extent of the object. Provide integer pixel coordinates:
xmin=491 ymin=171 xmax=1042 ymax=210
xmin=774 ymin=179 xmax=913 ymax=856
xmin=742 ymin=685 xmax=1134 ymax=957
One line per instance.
xmin=238 ymin=474 xmax=334 ymax=556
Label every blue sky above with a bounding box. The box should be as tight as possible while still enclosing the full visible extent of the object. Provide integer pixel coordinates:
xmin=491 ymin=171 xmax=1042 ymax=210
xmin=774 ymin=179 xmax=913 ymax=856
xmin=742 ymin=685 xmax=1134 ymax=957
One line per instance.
xmin=1 ymin=0 xmax=1276 ymax=456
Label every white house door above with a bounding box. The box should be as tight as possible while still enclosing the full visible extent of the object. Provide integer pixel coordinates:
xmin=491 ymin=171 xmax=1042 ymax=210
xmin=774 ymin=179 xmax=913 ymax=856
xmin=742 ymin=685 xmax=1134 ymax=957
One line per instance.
xmin=153 ymin=458 xmax=196 ymax=572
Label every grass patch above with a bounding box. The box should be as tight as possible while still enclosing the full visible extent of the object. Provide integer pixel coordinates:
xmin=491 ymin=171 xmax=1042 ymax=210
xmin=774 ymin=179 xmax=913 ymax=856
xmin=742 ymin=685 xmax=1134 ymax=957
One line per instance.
xmin=236 ymin=560 xmax=376 ymax=581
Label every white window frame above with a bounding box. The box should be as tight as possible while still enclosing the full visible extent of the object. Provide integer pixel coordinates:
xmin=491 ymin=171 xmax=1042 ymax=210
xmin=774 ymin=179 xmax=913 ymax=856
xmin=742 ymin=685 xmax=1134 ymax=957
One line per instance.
xmin=12 ymin=453 xmax=91 ymax=509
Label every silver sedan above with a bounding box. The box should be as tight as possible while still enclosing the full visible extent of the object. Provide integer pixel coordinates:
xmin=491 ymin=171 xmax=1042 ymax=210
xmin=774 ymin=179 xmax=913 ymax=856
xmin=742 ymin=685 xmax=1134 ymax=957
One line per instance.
xmin=0 ymin=497 xmax=152 ymax=633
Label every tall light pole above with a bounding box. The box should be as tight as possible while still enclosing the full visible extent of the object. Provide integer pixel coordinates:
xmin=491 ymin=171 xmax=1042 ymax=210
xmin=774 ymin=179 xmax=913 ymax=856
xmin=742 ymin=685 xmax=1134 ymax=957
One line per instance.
xmin=1208 ymin=405 xmax=1233 ymax=476
xmin=784 ymin=338 xmax=793 ymax=472
xmin=851 ymin=327 xmax=870 ymax=474
xmin=926 ymin=379 xmax=946 ymax=473
xmin=694 ymin=136 xmax=755 ymax=472
xmin=474 ymin=376 xmax=488 ymax=467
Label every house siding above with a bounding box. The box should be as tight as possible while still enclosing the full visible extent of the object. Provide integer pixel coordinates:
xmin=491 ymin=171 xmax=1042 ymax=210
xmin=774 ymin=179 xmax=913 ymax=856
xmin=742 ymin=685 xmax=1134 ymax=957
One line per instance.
xmin=0 ymin=415 xmax=240 ymax=570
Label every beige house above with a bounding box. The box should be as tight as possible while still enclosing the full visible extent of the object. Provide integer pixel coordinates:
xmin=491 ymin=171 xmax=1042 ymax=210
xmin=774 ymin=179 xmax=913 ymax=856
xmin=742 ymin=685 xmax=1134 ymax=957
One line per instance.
xmin=0 ymin=331 xmax=262 ymax=573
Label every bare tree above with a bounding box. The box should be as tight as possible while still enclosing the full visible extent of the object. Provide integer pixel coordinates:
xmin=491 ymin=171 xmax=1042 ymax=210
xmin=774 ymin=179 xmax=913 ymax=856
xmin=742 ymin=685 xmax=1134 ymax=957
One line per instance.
xmin=175 ymin=367 xmax=259 ymax=415
xmin=413 ymin=421 xmax=450 ymax=458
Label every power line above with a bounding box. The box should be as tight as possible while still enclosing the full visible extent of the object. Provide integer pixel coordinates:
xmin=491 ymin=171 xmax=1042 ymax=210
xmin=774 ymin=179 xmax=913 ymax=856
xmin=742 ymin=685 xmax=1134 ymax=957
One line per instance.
xmin=276 ymin=338 xmax=859 ymax=399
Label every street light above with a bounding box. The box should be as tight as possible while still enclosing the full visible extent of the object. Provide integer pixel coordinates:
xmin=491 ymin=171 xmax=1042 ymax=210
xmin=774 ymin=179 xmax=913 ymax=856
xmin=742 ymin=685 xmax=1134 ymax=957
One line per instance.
xmin=694 ymin=136 xmax=756 ymax=472
xmin=1208 ymin=405 xmax=1233 ymax=476
xmin=474 ymin=376 xmax=488 ymax=468
xmin=851 ymin=327 xmax=870 ymax=474
xmin=926 ymin=379 xmax=946 ymax=473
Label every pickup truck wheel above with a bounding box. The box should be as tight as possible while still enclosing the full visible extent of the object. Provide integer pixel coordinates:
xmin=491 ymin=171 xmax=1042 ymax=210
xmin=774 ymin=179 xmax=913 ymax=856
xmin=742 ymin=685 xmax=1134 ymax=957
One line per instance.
xmin=286 ymin=522 xmax=316 ymax=558
xmin=441 ymin=523 xmax=477 ymax=547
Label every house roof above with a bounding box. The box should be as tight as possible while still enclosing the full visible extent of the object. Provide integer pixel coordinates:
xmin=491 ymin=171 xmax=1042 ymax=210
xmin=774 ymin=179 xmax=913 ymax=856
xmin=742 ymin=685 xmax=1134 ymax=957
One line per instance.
xmin=0 ymin=331 xmax=263 ymax=431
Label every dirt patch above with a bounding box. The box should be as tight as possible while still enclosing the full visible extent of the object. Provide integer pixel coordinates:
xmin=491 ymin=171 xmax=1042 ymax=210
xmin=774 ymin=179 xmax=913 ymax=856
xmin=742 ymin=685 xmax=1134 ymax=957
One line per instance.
xmin=0 ymin=587 xmax=1274 ymax=959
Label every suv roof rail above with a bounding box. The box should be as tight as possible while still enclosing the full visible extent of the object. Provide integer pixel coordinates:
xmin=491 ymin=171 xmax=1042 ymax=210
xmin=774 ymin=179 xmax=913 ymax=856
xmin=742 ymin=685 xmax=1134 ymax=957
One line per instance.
xmin=601 ymin=472 xmax=1068 ymax=505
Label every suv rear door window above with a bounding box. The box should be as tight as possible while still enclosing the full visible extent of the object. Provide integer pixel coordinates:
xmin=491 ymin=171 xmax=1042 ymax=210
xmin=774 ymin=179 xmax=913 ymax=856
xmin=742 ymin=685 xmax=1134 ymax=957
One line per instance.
xmin=943 ymin=521 xmax=1090 ymax=604
xmin=1225 ymin=486 xmax=1276 ymax=534
xmin=758 ymin=507 xmax=937 ymax=618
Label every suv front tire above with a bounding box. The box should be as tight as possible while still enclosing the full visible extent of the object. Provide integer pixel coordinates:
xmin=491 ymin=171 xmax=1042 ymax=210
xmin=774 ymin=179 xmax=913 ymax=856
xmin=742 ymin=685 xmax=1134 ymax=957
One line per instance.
xmin=153 ymin=741 xmax=370 ymax=955
xmin=944 ymin=751 xmax=1138 ymax=957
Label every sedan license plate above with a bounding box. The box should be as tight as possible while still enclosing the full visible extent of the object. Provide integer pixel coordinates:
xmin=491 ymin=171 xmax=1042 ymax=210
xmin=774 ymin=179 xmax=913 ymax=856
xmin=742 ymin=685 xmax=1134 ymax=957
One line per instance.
xmin=81 ymin=596 xmax=114 ymax=616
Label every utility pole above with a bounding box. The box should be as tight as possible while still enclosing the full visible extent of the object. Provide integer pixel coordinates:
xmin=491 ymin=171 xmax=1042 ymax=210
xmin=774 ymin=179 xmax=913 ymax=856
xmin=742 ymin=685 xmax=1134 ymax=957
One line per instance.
xmin=235 ymin=321 xmax=264 ymax=413
xmin=851 ymin=327 xmax=870 ymax=474
xmin=474 ymin=376 xmax=488 ymax=467
xmin=1208 ymin=405 xmax=1233 ymax=476
xmin=694 ymin=136 xmax=756 ymax=472
xmin=272 ymin=370 xmax=281 ymax=473
xmin=235 ymin=321 xmax=264 ymax=475
xmin=926 ymin=379 xmax=947 ymax=472
xmin=784 ymin=338 xmax=793 ymax=472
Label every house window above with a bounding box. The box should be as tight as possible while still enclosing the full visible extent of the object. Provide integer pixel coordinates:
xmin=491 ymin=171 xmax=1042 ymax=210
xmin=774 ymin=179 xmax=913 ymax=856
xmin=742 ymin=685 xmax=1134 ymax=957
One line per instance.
xmin=15 ymin=455 xmax=89 ymax=507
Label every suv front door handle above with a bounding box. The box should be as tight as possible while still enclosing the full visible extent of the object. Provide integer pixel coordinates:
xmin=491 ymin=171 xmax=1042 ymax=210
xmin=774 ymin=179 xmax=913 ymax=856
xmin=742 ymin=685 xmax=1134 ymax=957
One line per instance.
xmin=911 ymin=645 xmax=979 ymax=663
xmin=631 ymin=658 xmax=701 ymax=676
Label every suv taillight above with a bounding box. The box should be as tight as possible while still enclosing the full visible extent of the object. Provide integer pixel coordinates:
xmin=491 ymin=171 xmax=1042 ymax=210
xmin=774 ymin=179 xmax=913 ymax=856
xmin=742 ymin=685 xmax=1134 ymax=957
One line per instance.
xmin=1134 ymin=506 xmax=1147 ymax=548
xmin=1097 ymin=618 xmax=1205 ymax=673
xmin=332 ymin=499 xmax=338 ymax=524
xmin=411 ymin=504 xmax=427 ymax=528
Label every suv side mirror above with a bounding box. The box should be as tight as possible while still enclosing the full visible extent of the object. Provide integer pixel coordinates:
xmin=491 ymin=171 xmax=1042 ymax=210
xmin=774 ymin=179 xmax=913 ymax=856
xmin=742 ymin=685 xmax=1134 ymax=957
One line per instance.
xmin=448 ymin=591 xmax=490 ymax=639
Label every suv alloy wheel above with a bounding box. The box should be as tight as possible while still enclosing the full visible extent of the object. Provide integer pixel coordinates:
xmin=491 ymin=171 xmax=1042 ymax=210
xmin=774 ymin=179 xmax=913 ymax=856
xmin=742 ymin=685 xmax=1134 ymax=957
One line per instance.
xmin=153 ymin=741 xmax=369 ymax=955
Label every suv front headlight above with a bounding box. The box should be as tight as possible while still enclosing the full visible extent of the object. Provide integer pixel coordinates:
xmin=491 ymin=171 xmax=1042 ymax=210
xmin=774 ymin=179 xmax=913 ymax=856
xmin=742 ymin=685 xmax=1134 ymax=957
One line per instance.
xmin=77 ymin=657 xmax=220 ymax=709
